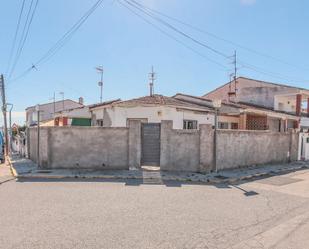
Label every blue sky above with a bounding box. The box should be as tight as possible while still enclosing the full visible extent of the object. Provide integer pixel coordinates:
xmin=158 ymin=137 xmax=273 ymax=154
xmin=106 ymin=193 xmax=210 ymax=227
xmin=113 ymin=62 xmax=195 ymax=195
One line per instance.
xmin=1 ymin=0 xmax=309 ymax=125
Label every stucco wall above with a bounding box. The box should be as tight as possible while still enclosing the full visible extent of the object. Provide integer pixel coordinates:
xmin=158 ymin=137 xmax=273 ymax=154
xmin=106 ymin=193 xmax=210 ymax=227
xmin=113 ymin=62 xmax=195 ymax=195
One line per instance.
xmin=92 ymin=105 xmax=214 ymax=129
xmin=28 ymin=121 xmax=141 ymax=169
xmin=216 ymin=130 xmax=299 ymax=170
xmin=160 ymin=120 xmax=299 ymax=172
xmin=160 ymin=121 xmax=200 ymax=171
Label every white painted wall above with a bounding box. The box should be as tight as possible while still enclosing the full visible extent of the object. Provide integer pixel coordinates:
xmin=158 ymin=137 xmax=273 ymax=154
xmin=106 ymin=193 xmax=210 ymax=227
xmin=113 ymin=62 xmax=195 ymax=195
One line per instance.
xmin=91 ymin=105 xmax=214 ymax=129
xmin=301 ymin=117 xmax=309 ymax=128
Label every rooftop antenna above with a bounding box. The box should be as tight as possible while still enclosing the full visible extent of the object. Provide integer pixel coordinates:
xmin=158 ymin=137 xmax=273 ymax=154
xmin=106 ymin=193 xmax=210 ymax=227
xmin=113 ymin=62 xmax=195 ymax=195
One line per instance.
xmin=149 ymin=66 xmax=156 ymax=96
xmin=228 ymin=50 xmax=238 ymax=101
xmin=95 ymin=66 xmax=103 ymax=103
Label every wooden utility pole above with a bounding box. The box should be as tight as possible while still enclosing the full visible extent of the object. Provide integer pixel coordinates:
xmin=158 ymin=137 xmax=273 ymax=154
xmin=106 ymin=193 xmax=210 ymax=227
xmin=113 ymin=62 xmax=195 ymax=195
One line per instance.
xmin=0 ymin=74 xmax=9 ymax=159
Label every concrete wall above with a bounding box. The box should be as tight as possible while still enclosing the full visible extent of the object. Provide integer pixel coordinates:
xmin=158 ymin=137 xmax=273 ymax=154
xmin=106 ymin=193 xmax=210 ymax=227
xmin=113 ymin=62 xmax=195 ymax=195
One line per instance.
xmin=28 ymin=120 xmax=141 ymax=169
xmin=216 ymin=130 xmax=299 ymax=170
xmin=160 ymin=121 xmax=200 ymax=171
xmin=160 ymin=120 xmax=299 ymax=172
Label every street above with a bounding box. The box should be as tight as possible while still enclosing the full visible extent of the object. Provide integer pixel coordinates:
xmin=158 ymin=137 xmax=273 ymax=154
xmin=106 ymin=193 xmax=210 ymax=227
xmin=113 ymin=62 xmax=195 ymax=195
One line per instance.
xmin=1 ymin=167 xmax=309 ymax=249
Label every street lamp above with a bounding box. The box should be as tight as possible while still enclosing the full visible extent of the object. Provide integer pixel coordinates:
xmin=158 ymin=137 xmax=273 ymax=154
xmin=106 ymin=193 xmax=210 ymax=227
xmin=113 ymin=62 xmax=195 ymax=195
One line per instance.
xmin=212 ymin=99 xmax=222 ymax=173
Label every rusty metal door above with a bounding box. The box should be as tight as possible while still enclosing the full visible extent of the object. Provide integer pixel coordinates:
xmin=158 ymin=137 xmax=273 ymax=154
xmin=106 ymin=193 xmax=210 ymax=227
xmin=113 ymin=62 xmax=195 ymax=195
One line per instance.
xmin=141 ymin=123 xmax=161 ymax=166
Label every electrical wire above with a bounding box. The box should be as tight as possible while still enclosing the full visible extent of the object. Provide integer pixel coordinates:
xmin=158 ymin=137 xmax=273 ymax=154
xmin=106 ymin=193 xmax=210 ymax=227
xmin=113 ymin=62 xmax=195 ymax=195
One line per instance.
xmin=129 ymin=0 xmax=309 ymax=72
xmin=9 ymin=0 xmax=104 ymax=83
xmin=123 ymin=0 xmax=309 ymax=83
xmin=5 ymin=0 xmax=26 ymax=76
xmin=8 ymin=0 xmax=39 ymax=79
xmin=117 ymin=0 xmax=228 ymax=70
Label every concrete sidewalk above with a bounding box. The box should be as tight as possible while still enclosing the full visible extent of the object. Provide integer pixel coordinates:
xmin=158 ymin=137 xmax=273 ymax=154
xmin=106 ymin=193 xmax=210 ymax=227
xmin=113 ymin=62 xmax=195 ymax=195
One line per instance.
xmin=8 ymin=155 xmax=309 ymax=184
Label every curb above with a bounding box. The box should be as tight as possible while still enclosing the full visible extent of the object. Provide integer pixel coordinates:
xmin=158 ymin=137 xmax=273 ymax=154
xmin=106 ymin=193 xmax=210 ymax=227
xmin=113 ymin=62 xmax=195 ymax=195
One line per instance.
xmin=6 ymin=156 xmax=17 ymax=178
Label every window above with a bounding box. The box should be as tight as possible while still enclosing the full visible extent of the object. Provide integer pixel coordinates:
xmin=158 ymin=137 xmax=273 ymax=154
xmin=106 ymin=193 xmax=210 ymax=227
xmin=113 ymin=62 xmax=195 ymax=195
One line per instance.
xmin=231 ymin=123 xmax=238 ymax=130
xmin=96 ymin=119 xmax=103 ymax=127
xmin=218 ymin=122 xmax=229 ymax=129
xmin=183 ymin=120 xmax=197 ymax=129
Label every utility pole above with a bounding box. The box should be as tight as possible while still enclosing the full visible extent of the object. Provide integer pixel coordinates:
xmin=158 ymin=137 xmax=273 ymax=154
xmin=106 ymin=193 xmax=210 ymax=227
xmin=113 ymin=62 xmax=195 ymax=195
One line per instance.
xmin=149 ymin=66 xmax=156 ymax=96
xmin=35 ymin=104 xmax=40 ymax=168
xmin=59 ymin=92 xmax=64 ymax=111
xmin=7 ymin=103 xmax=13 ymax=157
xmin=0 ymin=75 xmax=9 ymax=160
xmin=233 ymin=50 xmax=237 ymax=95
xmin=53 ymin=92 xmax=56 ymax=116
xmin=96 ymin=66 xmax=103 ymax=103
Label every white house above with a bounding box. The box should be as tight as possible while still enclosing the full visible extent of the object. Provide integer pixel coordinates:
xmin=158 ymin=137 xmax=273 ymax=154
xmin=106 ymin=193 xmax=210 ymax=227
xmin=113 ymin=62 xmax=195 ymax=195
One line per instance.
xmin=89 ymin=95 xmax=215 ymax=129
xmin=26 ymin=98 xmax=84 ymax=126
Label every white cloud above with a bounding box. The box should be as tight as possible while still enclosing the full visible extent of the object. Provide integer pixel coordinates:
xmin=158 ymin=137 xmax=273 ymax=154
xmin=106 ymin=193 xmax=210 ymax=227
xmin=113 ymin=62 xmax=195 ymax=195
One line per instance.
xmin=240 ymin=0 xmax=256 ymax=5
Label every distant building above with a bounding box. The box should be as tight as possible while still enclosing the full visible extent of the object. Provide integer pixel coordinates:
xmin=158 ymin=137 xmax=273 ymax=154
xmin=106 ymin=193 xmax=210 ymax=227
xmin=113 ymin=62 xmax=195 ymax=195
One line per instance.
xmin=203 ymin=77 xmax=309 ymax=130
xmin=26 ymin=99 xmax=84 ymax=127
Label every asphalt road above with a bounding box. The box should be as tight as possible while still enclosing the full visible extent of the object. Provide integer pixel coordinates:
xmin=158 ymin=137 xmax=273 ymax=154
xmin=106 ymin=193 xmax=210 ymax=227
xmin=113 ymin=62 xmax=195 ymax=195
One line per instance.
xmin=1 ymin=167 xmax=309 ymax=249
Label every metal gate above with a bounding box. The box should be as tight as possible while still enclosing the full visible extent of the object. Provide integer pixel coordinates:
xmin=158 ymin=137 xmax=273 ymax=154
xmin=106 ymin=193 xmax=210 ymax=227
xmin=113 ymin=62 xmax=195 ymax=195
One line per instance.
xmin=141 ymin=123 xmax=161 ymax=166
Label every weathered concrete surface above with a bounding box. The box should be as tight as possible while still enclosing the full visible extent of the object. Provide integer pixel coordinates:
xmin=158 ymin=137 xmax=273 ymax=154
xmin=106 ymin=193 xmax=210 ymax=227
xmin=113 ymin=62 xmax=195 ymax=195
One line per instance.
xmin=160 ymin=121 xmax=200 ymax=171
xmin=216 ymin=129 xmax=299 ymax=170
xmin=128 ymin=120 xmax=141 ymax=169
xmin=28 ymin=127 xmax=130 ymax=169
xmin=199 ymin=124 xmax=214 ymax=172
xmin=160 ymin=120 xmax=299 ymax=172
xmin=2 ymin=168 xmax=309 ymax=249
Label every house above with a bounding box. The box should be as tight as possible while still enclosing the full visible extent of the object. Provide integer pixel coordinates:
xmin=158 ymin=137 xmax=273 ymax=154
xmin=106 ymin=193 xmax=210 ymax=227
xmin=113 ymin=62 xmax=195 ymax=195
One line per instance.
xmin=26 ymin=98 xmax=84 ymax=126
xmin=89 ymin=94 xmax=215 ymax=129
xmin=174 ymin=93 xmax=299 ymax=132
xmin=54 ymin=106 xmax=92 ymax=126
xmin=203 ymin=77 xmax=309 ymax=130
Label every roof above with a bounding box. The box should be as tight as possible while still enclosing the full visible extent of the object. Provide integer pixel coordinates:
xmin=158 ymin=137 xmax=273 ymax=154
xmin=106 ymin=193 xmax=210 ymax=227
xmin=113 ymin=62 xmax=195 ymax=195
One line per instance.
xmin=230 ymin=101 xmax=298 ymax=118
xmin=112 ymin=94 xmax=214 ymax=112
xmin=88 ymin=99 xmax=122 ymax=109
xmin=203 ymin=76 xmax=309 ymax=97
xmin=26 ymin=99 xmax=83 ymax=110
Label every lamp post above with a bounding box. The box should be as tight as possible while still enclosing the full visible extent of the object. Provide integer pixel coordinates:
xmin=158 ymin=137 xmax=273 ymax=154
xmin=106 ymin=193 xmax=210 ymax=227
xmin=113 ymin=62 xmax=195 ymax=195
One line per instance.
xmin=35 ymin=104 xmax=40 ymax=168
xmin=213 ymin=99 xmax=222 ymax=173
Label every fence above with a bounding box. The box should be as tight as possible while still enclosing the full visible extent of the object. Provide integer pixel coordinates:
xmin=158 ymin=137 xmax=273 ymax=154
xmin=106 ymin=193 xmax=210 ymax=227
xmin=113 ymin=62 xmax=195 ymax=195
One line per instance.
xmin=27 ymin=120 xmax=299 ymax=172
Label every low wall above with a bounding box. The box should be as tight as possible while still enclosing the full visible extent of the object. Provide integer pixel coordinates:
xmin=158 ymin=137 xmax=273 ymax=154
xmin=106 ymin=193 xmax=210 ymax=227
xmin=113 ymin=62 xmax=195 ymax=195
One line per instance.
xmin=160 ymin=120 xmax=299 ymax=172
xmin=216 ymin=130 xmax=298 ymax=170
xmin=27 ymin=120 xmax=141 ymax=169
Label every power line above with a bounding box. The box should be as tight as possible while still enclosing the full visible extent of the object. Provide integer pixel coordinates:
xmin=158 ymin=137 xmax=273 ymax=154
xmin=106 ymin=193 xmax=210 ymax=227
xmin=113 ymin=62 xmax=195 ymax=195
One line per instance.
xmin=8 ymin=0 xmax=39 ymax=79
xmin=117 ymin=0 xmax=228 ymax=70
xmin=123 ymin=0 xmax=309 ymax=83
xmin=9 ymin=0 xmax=104 ymax=83
xmin=123 ymin=0 xmax=230 ymax=59
xmin=129 ymin=0 xmax=309 ymax=72
xmin=5 ymin=0 xmax=26 ymax=76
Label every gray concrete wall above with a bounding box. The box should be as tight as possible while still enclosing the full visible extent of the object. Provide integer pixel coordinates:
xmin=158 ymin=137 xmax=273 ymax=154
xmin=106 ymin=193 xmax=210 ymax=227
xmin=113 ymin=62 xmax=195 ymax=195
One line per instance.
xmin=216 ymin=130 xmax=299 ymax=170
xmin=160 ymin=121 xmax=200 ymax=172
xmin=160 ymin=120 xmax=299 ymax=172
xmin=28 ymin=121 xmax=141 ymax=169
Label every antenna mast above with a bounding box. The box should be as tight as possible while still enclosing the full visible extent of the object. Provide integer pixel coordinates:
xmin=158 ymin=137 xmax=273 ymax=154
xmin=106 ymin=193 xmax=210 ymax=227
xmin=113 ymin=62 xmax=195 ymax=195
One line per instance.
xmin=228 ymin=50 xmax=238 ymax=101
xmin=149 ymin=66 xmax=156 ymax=96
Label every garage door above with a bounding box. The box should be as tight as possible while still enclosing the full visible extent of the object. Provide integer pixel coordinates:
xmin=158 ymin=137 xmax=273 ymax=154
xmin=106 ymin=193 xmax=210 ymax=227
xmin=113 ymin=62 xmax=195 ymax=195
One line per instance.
xmin=141 ymin=123 xmax=161 ymax=166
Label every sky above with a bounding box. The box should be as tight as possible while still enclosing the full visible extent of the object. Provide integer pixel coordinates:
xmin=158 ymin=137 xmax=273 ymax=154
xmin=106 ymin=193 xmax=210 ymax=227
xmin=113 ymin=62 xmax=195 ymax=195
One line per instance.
xmin=1 ymin=0 xmax=309 ymax=125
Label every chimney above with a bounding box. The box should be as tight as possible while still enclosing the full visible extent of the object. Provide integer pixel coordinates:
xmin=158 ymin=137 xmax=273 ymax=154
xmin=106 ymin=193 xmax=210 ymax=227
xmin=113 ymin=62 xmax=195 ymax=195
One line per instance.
xmin=78 ymin=97 xmax=84 ymax=105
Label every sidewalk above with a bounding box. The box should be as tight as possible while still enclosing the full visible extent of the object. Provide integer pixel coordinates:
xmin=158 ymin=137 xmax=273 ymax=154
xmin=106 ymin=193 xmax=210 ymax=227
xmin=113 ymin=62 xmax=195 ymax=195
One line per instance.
xmin=0 ymin=160 xmax=15 ymax=184
xmin=8 ymin=155 xmax=309 ymax=184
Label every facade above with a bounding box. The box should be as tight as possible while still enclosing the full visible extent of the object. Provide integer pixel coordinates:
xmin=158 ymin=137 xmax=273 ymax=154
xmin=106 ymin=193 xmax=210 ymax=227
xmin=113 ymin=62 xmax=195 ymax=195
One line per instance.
xmin=90 ymin=95 xmax=215 ymax=129
xmin=54 ymin=106 xmax=92 ymax=126
xmin=203 ymin=77 xmax=309 ymax=130
xmin=26 ymin=99 xmax=84 ymax=126
xmin=174 ymin=93 xmax=299 ymax=132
